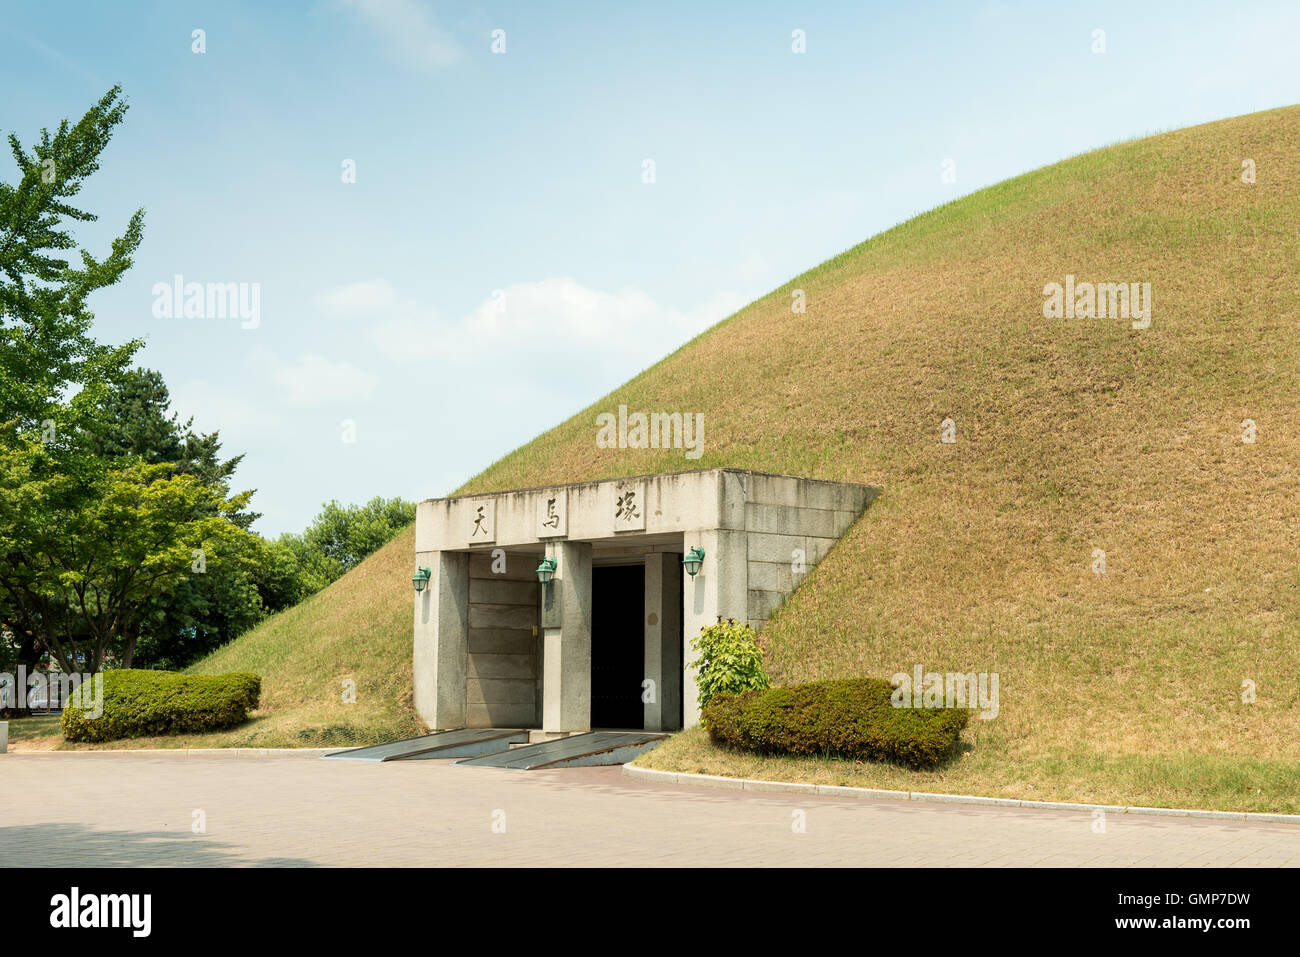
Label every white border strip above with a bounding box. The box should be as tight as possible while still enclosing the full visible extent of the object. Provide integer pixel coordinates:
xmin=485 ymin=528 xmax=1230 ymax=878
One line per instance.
xmin=622 ymin=765 xmax=1300 ymax=825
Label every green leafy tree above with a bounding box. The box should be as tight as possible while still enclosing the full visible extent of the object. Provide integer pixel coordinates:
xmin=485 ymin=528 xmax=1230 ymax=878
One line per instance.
xmin=89 ymin=367 xmax=270 ymax=669
xmin=131 ymin=535 xmax=268 ymax=670
xmin=251 ymin=535 xmax=316 ymax=613
xmin=0 ymin=88 xmax=258 ymax=674
xmin=0 ymin=443 xmax=252 ymax=673
xmin=268 ymin=497 xmax=416 ymax=606
xmin=1 ymin=87 xmax=145 ymax=678
xmin=1 ymin=85 xmax=144 ymax=436
xmin=302 ymin=497 xmax=416 ymax=572
xmin=273 ymin=532 xmax=344 ymax=603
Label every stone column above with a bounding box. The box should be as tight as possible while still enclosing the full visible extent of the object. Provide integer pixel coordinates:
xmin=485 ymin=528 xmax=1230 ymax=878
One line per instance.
xmin=413 ymin=549 xmax=470 ymax=730
xmin=643 ymin=552 xmax=683 ymax=731
xmin=542 ymin=539 xmax=593 ymax=733
xmin=680 ymin=528 xmax=749 ymax=727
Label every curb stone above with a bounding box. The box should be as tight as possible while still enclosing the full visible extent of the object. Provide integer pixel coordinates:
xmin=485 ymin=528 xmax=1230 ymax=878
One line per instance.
xmin=817 ymin=784 xmax=908 ymax=801
xmin=623 ymin=765 xmax=676 ymax=784
xmin=1244 ymin=813 xmax=1298 ymax=824
xmin=685 ymin=772 xmax=744 ymax=790
xmin=914 ymin=790 xmax=1022 ymax=807
xmin=622 ymin=765 xmax=1300 ymax=824
xmin=744 ymin=779 xmax=818 ymax=795
xmin=1020 ymin=799 xmax=1124 ymax=813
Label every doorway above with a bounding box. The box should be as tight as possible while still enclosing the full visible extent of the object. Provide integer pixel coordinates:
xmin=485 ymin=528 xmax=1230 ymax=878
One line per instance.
xmin=590 ymin=564 xmax=645 ymax=730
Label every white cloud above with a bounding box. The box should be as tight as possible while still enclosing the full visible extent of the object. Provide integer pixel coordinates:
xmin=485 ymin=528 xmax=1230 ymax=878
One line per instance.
xmin=309 ymin=277 xmax=744 ymax=462
xmin=315 ymin=277 xmax=403 ymax=316
xmin=316 ymin=276 xmax=745 ymax=372
xmin=316 ymin=278 xmax=443 ymax=361
xmin=338 ymin=0 xmax=463 ymax=71
xmin=249 ymin=350 xmax=379 ymax=407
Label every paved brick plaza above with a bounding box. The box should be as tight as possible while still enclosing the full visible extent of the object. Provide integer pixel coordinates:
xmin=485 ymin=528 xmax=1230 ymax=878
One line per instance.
xmin=2 ymin=753 xmax=1298 ymax=867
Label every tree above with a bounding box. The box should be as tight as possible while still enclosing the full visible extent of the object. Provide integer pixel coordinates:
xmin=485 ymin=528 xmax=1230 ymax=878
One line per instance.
xmin=0 ymin=86 xmax=144 ymax=437
xmin=86 ymin=366 xmax=184 ymax=464
xmin=301 ymin=497 xmax=416 ymax=572
xmin=0 ymin=88 xmax=256 ymax=675
xmin=251 ymin=536 xmax=310 ymax=613
xmin=131 ymin=534 xmax=269 ymax=670
xmin=1 ymin=87 xmax=145 ymax=679
xmin=89 ymin=367 xmax=268 ymax=670
xmin=0 ymin=441 xmax=252 ymax=673
xmin=272 ymin=533 xmax=342 ymax=605
xmin=267 ymin=496 xmax=416 ymax=602
xmin=88 ymin=367 xmax=257 ymax=524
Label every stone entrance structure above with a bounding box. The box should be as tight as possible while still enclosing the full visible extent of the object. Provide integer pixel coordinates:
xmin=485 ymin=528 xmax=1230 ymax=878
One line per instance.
xmin=413 ymin=469 xmax=877 ymax=736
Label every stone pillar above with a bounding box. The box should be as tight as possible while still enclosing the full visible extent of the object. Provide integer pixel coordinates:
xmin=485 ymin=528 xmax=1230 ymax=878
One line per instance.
xmin=413 ymin=550 xmax=470 ymax=730
xmin=542 ymin=540 xmax=593 ymax=733
xmin=680 ymin=528 xmax=749 ymax=727
xmin=643 ymin=552 xmax=683 ymax=732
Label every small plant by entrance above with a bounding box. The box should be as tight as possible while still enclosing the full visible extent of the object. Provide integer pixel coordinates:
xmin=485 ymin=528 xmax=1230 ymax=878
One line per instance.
xmin=688 ymin=618 xmax=770 ymax=711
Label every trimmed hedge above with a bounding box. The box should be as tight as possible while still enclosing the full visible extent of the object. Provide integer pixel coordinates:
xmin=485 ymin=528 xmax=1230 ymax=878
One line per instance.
xmin=701 ymin=677 xmax=969 ymax=769
xmin=61 ymin=669 xmax=262 ymax=743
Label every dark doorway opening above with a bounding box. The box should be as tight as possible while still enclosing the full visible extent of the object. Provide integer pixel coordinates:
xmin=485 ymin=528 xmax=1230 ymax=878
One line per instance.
xmin=591 ymin=564 xmax=645 ymax=730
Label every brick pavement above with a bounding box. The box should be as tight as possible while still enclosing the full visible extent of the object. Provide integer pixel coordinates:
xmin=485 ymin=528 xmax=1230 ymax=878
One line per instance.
xmin=2 ymin=753 xmax=1298 ymax=867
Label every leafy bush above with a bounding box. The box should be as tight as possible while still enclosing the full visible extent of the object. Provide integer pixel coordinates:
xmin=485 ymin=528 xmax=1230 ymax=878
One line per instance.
xmin=61 ymin=669 xmax=261 ymax=742
xmin=688 ymin=618 xmax=771 ymax=710
xmin=701 ymin=677 xmax=969 ymax=769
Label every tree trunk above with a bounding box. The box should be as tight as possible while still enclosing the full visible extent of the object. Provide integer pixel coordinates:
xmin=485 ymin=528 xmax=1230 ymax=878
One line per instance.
xmin=121 ymin=620 xmax=138 ymax=670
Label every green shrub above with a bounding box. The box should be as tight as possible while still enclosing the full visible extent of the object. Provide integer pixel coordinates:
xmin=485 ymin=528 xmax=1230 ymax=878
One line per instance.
xmin=61 ymin=669 xmax=262 ymax=743
xmin=701 ymin=677 xmax=969 ymax=769
xmin=688 ymin=618 xmax=771 ymax=711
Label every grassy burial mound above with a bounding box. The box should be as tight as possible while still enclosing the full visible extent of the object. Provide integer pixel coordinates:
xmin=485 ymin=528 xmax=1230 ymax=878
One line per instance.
xmin=471 ymin=105 xmax=1300 ymax=810
xmin=127 ymin=106 xmax=1299 ymax=810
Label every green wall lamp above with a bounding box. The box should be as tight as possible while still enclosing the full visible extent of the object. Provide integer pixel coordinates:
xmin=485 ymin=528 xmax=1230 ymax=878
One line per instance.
xmin=683 ymin=546 xmax=706 ymax=578
xmin=536 ymin=556 xmax=558 ymax=585
xmin=411 ymin=566 xmax=431 ymax=593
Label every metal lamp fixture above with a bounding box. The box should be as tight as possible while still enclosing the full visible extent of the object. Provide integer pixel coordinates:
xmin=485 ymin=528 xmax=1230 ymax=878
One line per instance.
xmin=536 ymin=556 xmax=557 ymax=584
xmin=682 ymin=546 xmax=706 ymax=578
xmin=411 ymin=566 xmax=431 ymax=593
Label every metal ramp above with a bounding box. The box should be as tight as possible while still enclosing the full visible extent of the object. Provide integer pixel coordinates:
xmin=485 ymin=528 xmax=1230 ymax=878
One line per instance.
xmin=455 ymin=731 xmax=667 ymax=770
xmin=322 ymin=728 xmax=527 ymax=762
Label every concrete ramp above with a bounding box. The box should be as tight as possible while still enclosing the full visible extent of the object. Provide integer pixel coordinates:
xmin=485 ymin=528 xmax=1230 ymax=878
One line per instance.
xmin=455 ymin=731 xmax=667 ymax=770
xmin=322 ymin=728 xmax=527 ymax=762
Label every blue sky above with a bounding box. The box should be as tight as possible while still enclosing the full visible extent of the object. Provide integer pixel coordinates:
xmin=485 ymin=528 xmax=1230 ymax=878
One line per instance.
xmin=3 ymin=0 xmax=1298 ymax=535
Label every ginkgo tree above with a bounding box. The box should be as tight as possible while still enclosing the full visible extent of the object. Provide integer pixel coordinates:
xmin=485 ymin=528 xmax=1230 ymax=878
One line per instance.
xmin=0 ymin=85 xmax=143 ymax=437
xmin=0 ymin=86 xmax=258 ymax=675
